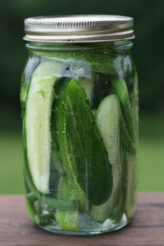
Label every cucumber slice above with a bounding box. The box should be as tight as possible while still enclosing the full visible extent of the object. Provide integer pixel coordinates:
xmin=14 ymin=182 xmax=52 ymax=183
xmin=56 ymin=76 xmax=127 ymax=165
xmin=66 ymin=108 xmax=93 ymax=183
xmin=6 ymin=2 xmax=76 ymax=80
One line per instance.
xmin=55 ymin=176 xmax=83 ymax=231
xmin=57 ymin=176 xmax=85 ymax=205
xmin=24 ymin=160 xmax=79 ymax=209
xmin=112 ymin=79 xmax=134 ymax=140
xmin=96 ymin=94 xmax=120 ymax=166
xmin=51 ymin=118 xmax=65 ymax=175
xmin=125 ymin=73 xmax=138 ymax=219
xmin=20 ymin=56 xmax=40 ymax=114
xmin=90 ymin=94 xmax=121 ymax=222
xmin=25 ymin=197 xmax=36 ymax=222
xmin=32 ymin=47 xmax=116 ymax=75
xmin=25 ymin=61 xmax=64 ymax=194
xmin=120 ymin=114 xmax=136 ymax=154
xmin=78 ymin=77 xmax=93 ymax=103
xmin=130 ymin=73 xmax=139 ymax=144
xmin=125 ymin=154 xmax=137 ymax=219
xmin=56 ymin=210 xmax=78 ymax=231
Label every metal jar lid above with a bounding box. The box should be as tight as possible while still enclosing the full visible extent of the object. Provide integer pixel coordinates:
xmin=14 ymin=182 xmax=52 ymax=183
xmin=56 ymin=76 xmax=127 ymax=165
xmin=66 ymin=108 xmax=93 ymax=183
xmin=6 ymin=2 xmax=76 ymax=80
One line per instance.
xmin=24 ymin=15 xmax=135 ymax=43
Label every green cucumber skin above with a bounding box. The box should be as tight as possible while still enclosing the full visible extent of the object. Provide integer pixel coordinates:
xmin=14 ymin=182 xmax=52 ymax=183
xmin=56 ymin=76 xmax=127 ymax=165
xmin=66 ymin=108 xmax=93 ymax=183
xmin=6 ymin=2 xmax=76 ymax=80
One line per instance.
xmin=112 ymin=76 xmax=138 ymax=220
xmin=25 ymin=61 xmax=65 ymax=194
xmin=25 ymin=197 xmax=44 ymax=225
xmin=51 ymin=85 xmax=65 ymax=176
xmin=51 ymin=76 xmax=94 ymax=175
xmin=55 ymin=176 xmax=82 ymax=231
xmin=92 ymin=73 xmax=112 ymax=109
xmin=120 ymin=114 xmax=136 ymax=154
xmin=78 ymin=77 xmax=94 ymax=104
xmin=125 ymin=73 xmax=138 ymax=219
xmin=55 ymin=78 xmax=113 ymax=206
xmin=112 ymin=78 xmax=135 ymax=140
xmin=25 ymin=197 xmax=36 ymax=223
xmin=26 ymin=196 xmax=52 ymax=226
xmin=33 ymin=48 xmax=116 ymax=75
xmin=20 ymin=56 xmax=40 ymax=115
xmin=23 ymin=79 xmax=79 ymax=211
xmin=130 ymin=73 xmax=139 ymax=145
xmin=24 ymin=159 xmax=79 ymax=209
xmin=56 ymin=209 xmax=78 ymax=231
xmin=96 ymin=94 xmax=121 ymax=166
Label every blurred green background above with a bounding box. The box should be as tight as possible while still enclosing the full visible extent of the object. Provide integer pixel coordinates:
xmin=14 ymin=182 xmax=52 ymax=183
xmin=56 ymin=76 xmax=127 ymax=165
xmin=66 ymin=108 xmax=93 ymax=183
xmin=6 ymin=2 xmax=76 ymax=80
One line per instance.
xmin=0 ymin=0 xmax=164 ymax=194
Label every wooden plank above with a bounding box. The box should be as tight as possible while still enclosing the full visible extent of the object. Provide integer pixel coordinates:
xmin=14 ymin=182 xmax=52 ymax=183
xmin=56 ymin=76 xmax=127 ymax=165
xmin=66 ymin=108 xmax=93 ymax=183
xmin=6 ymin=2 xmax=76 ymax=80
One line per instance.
xmin=0 ymin=193 xmax=164 ymax=246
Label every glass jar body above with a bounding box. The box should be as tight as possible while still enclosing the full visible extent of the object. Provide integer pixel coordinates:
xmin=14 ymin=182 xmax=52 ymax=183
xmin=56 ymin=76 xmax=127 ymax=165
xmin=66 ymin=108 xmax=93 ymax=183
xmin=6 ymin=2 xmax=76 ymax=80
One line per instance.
xmin=21 ymin=41 xmax=138 ymax=235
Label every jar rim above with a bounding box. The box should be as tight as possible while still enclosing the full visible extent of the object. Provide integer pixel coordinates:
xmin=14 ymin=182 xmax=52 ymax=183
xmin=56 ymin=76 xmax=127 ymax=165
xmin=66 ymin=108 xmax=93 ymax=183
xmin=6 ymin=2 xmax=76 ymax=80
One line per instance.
xmin=24 ymin=15 xmax=135 ymax=43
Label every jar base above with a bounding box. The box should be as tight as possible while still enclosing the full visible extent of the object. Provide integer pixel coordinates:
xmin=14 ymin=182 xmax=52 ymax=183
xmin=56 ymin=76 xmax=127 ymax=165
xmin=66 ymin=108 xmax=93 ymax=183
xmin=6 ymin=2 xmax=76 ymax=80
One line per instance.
xmin=39 ymin=213 xmax=129 ymax=236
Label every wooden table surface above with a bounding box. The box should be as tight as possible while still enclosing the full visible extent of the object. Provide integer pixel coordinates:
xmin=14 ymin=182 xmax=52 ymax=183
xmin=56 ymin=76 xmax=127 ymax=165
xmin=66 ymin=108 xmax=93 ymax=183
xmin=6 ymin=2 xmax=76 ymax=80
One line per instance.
xmin=0 ymin=193 xmax=164 ymax=246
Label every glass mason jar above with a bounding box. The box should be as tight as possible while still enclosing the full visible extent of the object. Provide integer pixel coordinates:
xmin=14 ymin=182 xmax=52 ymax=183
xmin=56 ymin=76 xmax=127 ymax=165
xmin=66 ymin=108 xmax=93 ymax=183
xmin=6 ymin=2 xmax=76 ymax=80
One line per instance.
xmin=21 ymin=15 xmax=138 ymax=235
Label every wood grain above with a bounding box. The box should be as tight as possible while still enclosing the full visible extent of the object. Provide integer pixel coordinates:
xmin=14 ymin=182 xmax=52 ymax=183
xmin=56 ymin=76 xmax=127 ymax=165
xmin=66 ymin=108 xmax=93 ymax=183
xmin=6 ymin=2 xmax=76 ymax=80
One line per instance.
xmin=0 ymin=193 xmax=164 ymax=246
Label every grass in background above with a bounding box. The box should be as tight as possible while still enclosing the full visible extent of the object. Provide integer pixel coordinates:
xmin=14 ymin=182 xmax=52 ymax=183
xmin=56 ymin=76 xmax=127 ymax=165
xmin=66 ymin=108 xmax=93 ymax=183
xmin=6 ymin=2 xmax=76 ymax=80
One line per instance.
xmin=138 ymin=114 xmax=164 ymax=191
xmin=0 ymin=131 xmax=24 ymax=194
xmin=0 ymin=114 xmax=164 ymax=194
